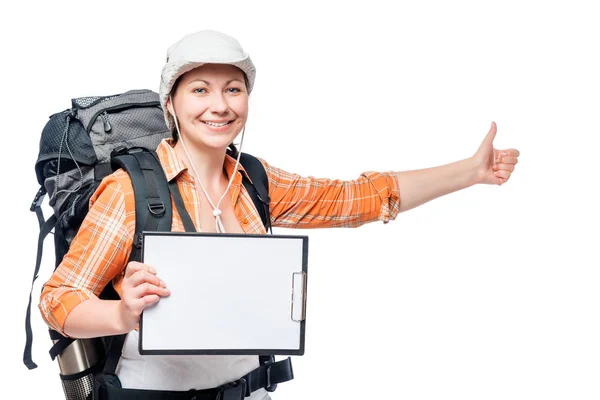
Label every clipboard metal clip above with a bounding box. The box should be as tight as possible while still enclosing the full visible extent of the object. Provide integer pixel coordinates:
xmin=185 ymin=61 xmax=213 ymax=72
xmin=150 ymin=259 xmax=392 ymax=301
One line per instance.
xmin=291 ymin=271 xmax=307 ymax=322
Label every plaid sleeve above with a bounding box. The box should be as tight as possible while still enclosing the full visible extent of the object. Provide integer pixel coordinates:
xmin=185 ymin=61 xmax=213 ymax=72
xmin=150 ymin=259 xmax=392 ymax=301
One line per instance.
xmin=38 ymin=170 xmax=136 ymax=335
xmin=259 ymin=158 xmax=401 ymax=228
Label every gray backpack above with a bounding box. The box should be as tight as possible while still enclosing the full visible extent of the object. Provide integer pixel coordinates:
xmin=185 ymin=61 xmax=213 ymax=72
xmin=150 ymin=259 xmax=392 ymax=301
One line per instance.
xmin=25 ymin=89 xmax=171 ymax=397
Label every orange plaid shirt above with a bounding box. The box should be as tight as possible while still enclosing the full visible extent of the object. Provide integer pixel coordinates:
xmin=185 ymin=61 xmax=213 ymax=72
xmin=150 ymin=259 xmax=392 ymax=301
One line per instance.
xmin=39 ymin=139 xmax=401 ymax=335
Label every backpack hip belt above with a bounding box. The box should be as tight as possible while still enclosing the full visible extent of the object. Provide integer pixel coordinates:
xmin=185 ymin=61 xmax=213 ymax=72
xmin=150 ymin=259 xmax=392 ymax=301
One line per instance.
xmin=94 ymin=356 xmax=293 ymax=400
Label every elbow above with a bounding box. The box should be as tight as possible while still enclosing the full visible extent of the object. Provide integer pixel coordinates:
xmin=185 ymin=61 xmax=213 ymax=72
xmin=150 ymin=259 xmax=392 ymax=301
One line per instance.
xmin=38 ymin=283 xmax=63 ymax=334
xmin=38 ymin=282 xmax=92 ymax=337
xmin=361 ymin=171 xmax=401 ymax=222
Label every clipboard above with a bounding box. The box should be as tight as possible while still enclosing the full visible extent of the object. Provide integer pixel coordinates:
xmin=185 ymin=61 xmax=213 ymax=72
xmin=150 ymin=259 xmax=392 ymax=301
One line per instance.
xmin=139 ymin=232 xmax=308 ymax=356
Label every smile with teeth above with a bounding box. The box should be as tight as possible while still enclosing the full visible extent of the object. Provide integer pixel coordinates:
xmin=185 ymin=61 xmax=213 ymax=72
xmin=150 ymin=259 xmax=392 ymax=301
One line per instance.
xmin=203 ymin=120 xmax=232 ymax=127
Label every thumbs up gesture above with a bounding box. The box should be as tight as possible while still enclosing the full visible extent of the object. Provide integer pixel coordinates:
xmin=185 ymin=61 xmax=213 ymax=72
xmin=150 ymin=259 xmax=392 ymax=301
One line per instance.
xmin=473 ymin=122 xmax=520 ymax=185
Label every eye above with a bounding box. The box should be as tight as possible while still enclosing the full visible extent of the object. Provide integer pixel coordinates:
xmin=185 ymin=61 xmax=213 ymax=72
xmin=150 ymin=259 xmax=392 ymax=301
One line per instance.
xmin=193 ymin=88 xmax=207 ymax=94
xmin=226 ymin=87 xmax=242 ymax=93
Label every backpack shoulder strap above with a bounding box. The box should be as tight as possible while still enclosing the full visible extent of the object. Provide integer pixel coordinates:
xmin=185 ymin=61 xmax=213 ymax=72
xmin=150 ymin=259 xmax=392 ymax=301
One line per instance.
xmin=239 ymin=153 xmax=271 ymax=233
xmin=111 ymin=147 xmax=173 ymax=262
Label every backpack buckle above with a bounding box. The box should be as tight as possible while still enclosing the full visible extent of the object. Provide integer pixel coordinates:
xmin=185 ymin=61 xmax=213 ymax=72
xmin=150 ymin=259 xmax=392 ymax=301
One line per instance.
xmin=110 ymin=146 xmax=129 ymax=158
xmin=148 ymin=201 xmax=166 ymax=216
xmin=30 ymin=187 xmax=46 ymax=212
xmin=217 ymin=378 xmax=247 ymax=400
xmin=265 ymin=364 xmax=277 ymax=392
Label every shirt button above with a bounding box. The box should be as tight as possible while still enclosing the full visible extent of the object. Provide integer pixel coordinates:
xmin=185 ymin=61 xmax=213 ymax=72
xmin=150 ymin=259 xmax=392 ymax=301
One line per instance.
xmin=242 ymin=218 xmax=249 ymax=224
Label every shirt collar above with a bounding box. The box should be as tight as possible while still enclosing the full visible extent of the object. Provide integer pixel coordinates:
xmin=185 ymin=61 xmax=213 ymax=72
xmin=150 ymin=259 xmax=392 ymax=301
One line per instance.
xmin=156 ymin=139 xmax=251 ymax=183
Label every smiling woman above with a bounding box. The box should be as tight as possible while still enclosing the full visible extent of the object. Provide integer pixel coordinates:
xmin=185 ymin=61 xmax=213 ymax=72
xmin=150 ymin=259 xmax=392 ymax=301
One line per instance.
xmin=36 ymin=29 xmax=520 ymax=400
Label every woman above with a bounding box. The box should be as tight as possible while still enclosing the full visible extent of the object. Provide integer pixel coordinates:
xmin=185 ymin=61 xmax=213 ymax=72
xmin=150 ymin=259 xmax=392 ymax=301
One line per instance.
xmin=39 ymin=30 xmax=520 ymax=399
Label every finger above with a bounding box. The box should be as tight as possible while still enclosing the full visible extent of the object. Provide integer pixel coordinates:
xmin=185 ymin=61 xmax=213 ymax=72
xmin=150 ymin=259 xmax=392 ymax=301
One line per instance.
xmin=127 ymin=270 xmax=166 ymax=288
xmin=492 ymin=163 xmax=515 ymax=172
xmin=128 ymin=295 xmax=160 ymax=316
xmin=499 ymin=149 xmax=520 ymax=158
xmin=494 ymin=170 xmax=511 ymax=180
xmin=125 ymin=261 xmax=156 ymax=279
xmin=142 ymin=295 xmax=160 ymax=306
xmin=498 ymin=156 xmax=518 ymax=165
xmin=132 ymin=282 xmax=171 ymax=299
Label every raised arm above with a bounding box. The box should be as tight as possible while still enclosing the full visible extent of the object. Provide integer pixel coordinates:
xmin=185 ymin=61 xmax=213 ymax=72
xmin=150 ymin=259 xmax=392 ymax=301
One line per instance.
xmin=261 ymin=122 xmax=519 ymax=228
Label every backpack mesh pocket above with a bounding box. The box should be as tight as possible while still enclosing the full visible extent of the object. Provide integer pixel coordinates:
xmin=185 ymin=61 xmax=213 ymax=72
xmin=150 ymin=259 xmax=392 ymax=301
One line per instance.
xmin=60 ymin=371 xmax=94 ymax=400
xmin=53 ymin=181 xmax=99 ymax=267
xmin=36 ymin=111 xmax=97 ymax=186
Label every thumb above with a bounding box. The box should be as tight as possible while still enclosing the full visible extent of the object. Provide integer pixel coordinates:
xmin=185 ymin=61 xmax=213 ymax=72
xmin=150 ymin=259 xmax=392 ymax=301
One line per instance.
xmin=484 ymin=121 xmax=497 ymax=144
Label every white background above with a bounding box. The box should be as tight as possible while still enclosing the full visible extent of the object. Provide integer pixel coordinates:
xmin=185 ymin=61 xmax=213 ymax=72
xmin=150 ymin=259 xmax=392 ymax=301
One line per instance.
xmin=2 ymin=0 xmax=599 ymax=399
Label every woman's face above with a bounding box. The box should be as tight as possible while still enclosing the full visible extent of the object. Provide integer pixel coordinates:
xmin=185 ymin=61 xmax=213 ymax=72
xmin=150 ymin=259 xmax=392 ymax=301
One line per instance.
xmin=169 ymin=63 xmax=248 ymax=151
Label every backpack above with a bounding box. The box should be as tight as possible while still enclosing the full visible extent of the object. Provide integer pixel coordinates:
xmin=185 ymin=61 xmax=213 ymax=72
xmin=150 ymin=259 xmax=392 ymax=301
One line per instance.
xmin=24 ymin=89 xmax=290 ymax=400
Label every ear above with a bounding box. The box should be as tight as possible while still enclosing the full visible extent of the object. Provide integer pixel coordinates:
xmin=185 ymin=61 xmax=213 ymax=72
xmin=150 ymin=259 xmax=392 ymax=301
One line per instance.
xmin=166 ymin=95 xmax=176 ymax=118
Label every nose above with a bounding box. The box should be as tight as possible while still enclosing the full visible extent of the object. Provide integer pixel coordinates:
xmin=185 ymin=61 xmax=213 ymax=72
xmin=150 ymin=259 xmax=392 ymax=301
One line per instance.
xmin=209 ymin=92 xmax=229 ymax=114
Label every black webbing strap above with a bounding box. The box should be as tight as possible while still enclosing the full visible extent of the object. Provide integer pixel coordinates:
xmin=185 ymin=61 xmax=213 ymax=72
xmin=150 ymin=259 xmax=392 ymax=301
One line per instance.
xmin=31 ymin=187 xmax=46 ymax=228
xmin=111 ymin=149 xmax=172 ymax=261
xmin=49 ymin=328 xmax=67 ymax=341
xmin=239 ymin=153 xmax=271 ymax=234
xmin=95 ymin=162 xmax=114 ymax=181
xmin=102 ymin=334 xmax=127 ymax=376
xmin=258 ymin=355 xmax=271 ymax=365
xmin=132 ymin=151 xmax=168 ymax=233
xmin=96 ymin=385 xmax=220 ymax=400
xmin=168 ymin=180 xmax=196 ymax=232
xmin=245 ymin=357 xmax=293 ymax=394
xmin=23 ymin=191 xmax=56 ymax=370
xmin=49 ymin=333 xmax=75 ymax=361
xmin=258 ymin=355 xmax=277 ymax=391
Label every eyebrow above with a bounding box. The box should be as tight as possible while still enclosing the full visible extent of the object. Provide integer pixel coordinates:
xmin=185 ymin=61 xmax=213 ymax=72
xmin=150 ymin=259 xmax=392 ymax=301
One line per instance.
xmin=187 ymin=78 xmax=244 ymax=86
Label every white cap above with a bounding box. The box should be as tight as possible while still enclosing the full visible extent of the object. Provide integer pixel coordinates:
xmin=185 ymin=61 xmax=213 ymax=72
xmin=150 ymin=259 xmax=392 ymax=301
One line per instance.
xmin=159 ymin=30 xmax=256 ymax=131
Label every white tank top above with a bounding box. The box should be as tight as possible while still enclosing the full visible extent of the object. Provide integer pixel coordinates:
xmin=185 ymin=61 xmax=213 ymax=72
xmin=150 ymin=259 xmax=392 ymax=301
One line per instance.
xmin=116 ymin=330 xmax=271 ymax=399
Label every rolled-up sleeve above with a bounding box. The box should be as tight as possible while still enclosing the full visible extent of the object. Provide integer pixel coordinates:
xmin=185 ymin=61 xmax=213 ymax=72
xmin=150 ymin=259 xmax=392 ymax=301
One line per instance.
xmin=38 ymin=171 xmax=135 ymax=335
xmin=260 ymin=159 xmax=401 ymax=228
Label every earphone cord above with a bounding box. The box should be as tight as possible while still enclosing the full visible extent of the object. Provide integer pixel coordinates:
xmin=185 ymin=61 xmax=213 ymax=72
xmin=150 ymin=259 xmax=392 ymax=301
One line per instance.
xmin=172 ymin=103 xmax=245 ymax=233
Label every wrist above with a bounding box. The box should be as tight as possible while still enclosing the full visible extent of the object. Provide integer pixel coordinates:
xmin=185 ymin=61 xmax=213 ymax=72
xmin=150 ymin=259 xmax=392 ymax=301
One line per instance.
xmin=115 ymin=300 xmax=136 ymax=334
xmin=466 ymin=156 xmax=484 ymax=186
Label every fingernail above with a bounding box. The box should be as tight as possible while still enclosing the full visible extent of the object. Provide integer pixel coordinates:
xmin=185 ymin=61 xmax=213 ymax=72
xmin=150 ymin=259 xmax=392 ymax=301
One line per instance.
xmin=160 ymin=280 xmax=166 ymax=287
xmin=149 ymin=267 xmax=156 ymax=274
xmin=164 ymin=288 xmax=171 ymax=294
